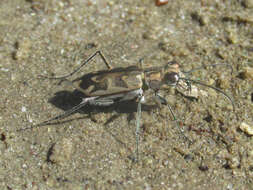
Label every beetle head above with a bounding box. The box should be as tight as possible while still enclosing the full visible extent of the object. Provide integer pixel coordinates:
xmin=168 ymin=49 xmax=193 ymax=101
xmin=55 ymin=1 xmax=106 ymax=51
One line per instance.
xmin=163 ymin=61 xmax=181 ymax=86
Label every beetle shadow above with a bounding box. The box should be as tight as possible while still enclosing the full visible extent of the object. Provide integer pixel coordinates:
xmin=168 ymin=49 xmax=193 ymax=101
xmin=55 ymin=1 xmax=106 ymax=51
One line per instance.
xmin=47 ymin=89 xmax=157 ymax=160
xmin=48 ymin=89 xmax=157 ymax=125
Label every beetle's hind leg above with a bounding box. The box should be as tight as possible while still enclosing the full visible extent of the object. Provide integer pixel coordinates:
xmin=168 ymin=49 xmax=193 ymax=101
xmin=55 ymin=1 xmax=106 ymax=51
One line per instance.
xmin=18 ymin=99 xmax=89 ymax=131
xmin=39 ymin=50 xmax=113 ymax=80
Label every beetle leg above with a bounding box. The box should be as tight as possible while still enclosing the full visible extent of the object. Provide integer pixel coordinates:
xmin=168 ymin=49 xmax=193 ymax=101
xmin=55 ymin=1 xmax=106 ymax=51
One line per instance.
xmin=94 ymin=50 xmax=112 ymax=70
xmin=154 ymin=93 xmax=192 ymax=143
xmin=88 ymin=97 xmax=115 ymax=106
xmin=154 ymin=93 xmax=177 ymax=120
xmin=19 ymin=100 xmax=89 ymax=131
xmin=153 ymin=93 xmax=166 ymax=108
xmin=39 ymin=50 xmax=112 ymax=80
xmin=135 ymin=95 xmax=142 ymax=162
xmin=137 ymin=58 xmax=144 ymax=69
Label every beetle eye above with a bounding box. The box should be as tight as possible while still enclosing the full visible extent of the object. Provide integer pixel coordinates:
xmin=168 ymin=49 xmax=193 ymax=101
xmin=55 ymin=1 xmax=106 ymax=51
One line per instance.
xmin=164 ymin=72 xmax=179 ymax=85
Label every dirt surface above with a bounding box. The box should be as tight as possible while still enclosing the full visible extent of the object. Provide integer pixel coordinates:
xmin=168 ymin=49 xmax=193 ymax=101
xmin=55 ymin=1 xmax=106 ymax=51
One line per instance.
xmin=0 ymin=0 xmax=253 ymax=189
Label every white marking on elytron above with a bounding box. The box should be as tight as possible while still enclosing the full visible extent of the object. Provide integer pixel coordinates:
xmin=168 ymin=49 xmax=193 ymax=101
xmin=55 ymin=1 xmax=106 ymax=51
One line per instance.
xmin=81 ymin=88 xmax=144 ymax=106
xmin=175 ymin=74 xmax=179 ymax=82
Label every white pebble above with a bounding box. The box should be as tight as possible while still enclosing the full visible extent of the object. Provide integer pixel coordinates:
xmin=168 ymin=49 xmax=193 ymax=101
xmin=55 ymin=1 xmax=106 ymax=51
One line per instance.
xmin=21 ymin=106 xmax=27 ymax=112
xmin=239 ymin=122 xmax=253 ymax=135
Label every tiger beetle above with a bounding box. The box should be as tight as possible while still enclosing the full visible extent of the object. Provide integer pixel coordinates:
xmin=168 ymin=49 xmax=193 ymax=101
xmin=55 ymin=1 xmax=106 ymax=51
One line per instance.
xmin=21 ymin=50 xmax=235 ymax=162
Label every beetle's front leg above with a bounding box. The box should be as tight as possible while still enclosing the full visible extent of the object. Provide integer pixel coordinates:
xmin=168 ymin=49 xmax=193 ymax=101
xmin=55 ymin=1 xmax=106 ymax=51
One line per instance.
xmin=135 ymin=93 xmax=144 ymax=162
xmin=153 ymin=93 xmax=177 ymax=121
xmin=154 ymin=93 xmax=193 ymax=144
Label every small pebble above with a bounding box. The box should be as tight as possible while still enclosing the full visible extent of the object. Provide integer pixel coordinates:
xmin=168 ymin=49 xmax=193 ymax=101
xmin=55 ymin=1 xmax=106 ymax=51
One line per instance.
xmin=227 ymin=31 xmax=239 ymax=44
xmin=199 ymin=164 xmax=209 ymax=171
xmin=226 ymin=156 xmax=240 ymax=169
xmin=243 ymin=0 xmax=253 ymax=8
xmin=226 ymin=183 xmax=233 ymax=190
xmin=191 ymin=12 xmax=209 ymax=26
xmin=48 ymin=138 xmax=74 ymax=165
xmin=0 ymin=68 xmax=9 ymax=72
xmin=155 ymin=0 xmax=168 ymax=6
xmin=21 ymin=106 xmax=27 ymax=112
xmin=248 ymin=149 xmax=253 ymax=157
xmin=240 ymin=67 xmax=253 ymax=80
xmin=239 ymin=122 xmax=253 ymax=135
xmin=89 ymin=112 xmax=108 ymax=123
xmin=13 ymin=39 xmax=32 ymax=60
xmin=142 ymin=157 xmax=153 ymax=167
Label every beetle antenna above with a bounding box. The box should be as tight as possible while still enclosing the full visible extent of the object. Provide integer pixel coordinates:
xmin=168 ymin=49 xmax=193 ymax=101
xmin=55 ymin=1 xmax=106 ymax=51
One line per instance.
xmin=179 ymin=77 xmax=235 ymax=111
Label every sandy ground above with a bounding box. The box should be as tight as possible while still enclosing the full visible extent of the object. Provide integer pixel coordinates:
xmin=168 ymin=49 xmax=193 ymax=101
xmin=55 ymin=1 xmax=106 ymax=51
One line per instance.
xmin=0 ymin=0 xmax=253 ymax=189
